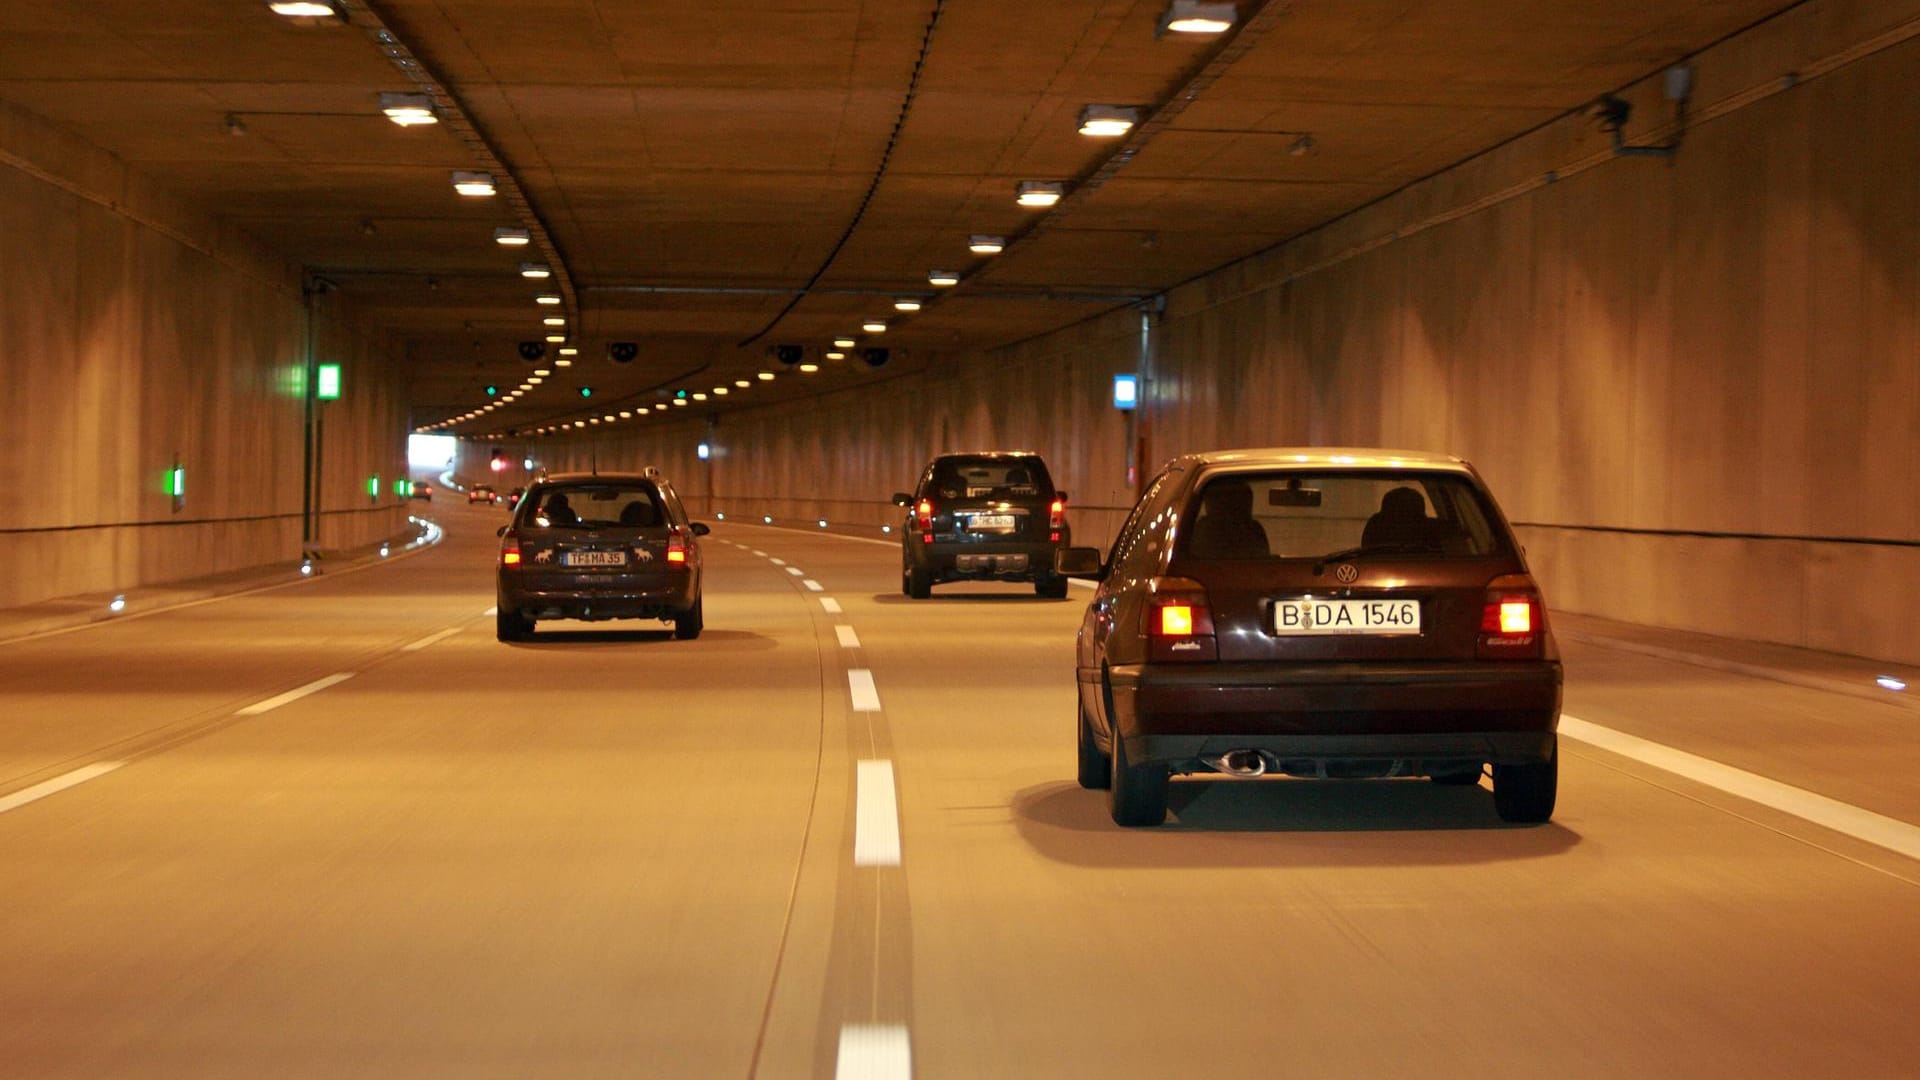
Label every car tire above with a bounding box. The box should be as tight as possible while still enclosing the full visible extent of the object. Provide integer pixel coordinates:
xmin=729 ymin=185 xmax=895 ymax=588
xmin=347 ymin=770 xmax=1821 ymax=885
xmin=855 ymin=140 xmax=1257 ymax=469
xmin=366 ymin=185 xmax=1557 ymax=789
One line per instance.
xmin=1077 ymin=703 xmax=1111 ymax=790
xmin=1430 ymin=766 xmax=1484 ymax=786
xmin=673 ymin=594 xmax=704 ymax=640
xmin=1492 ymin=743 xmax=1557 ymax=823
xmin=1034 ymin=573 xmax=1069 ymax=599
xmin=1108 ymin=731 xmax=1168 ymax=826
xmin=496 ymin=607 xmax=532 ymax=642
xmin=906 ymin=564 xmax=932 ymax=600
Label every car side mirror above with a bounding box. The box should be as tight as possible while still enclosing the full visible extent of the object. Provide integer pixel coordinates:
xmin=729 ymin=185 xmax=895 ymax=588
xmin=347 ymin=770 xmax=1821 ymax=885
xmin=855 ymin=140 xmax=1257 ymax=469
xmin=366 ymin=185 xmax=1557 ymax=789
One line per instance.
xmin=891 ymin=492 xmax=913 ymax=508
xmin=1055 ymin=546 xmax=1104 ymax=579
xmin=496 ymin=526 xmax=508 ymax=537
xmin=690 ymin=522 xmax=711 ymax=536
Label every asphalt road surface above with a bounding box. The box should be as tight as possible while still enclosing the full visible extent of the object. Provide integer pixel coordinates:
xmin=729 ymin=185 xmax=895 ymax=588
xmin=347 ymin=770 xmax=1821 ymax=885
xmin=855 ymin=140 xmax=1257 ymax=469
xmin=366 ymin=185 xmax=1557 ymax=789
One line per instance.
xmin=3 ymin=500 xmax=1917 ymax=1078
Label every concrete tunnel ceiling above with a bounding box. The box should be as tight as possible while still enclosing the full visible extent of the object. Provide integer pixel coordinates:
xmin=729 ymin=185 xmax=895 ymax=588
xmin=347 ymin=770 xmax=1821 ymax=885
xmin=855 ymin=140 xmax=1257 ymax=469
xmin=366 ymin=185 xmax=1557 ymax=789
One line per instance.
xmin=0 ymin=0 xmax=1798 ymax=436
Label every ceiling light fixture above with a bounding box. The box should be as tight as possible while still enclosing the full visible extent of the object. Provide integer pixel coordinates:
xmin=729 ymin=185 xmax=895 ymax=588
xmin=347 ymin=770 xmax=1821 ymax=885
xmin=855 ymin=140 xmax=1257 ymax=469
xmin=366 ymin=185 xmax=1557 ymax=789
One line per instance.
xmin=1015 ymin=180 xmax=1065 ymax=207
xmin=833 ymin=337 xmax=857 ymax=349
xmin=542 ymin=316 xmax=565 ymax=327
xmin=520 ymin=263 xmax=552 ymax=279
xmin=928 ymin=270 xmax=960 ymax=287
xmin=862 ymin=320 xmax=888 ymax=333
xmin=268 ymin=0 xmax=341 ymax=17
xmin=555 ymin=358 xmax=573 ymax=367
xmin=825 ymin=351 xmax=846 ymax=361
xmin=1158 ymin=0 xmax=1237 ymax=35
xmin=451 ymin=171 xmax=497 ymax=197
xmin=757 ymin=371 xmax=776 ymax=381
xmin=734 ymin=379 xmax=750 ymax=388
xmin=379 ymin=92 xmax=437 ymax=127
xmin=535 ymin=294 xmax=562 ymax=305
xmin=893 ymin=297 xmax=923 ymax=312
xmin=692 ymin=393 xmax=708 ymax=401
xmin=556 ymin=347 xmax=578 ymax=357
xmin=968 ymin=234 xmax=1006 ymax=255
xmin=799 ymin=363 xmax=821 ymax=373
xmin=714 ymin=387 xmax=729 ymax=395
xmin=1078 ymin=104 xmax=1140 ymax=137
xmin=673 ymin=399 xmax=688 ymax=407
xmin=494 ymin=226 xmax=530 ymax=247
xmin=545 ymin=334 xmax=565 ymax=343
xmin=534 ymin=368 xmax=552 ymax=376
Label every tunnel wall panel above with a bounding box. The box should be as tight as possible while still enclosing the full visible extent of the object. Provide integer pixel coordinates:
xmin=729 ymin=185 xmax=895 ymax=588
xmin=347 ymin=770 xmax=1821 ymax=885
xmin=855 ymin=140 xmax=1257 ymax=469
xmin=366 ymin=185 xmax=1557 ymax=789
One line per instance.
xmin=0 ymin=102 xmax=413 ymax=609
xmin=517 ymin=0 xmax=1920 ymax=665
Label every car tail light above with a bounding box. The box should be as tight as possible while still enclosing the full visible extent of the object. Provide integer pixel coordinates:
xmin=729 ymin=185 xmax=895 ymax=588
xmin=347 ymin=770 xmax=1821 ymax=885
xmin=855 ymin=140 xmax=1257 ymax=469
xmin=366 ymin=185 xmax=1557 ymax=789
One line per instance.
xmin=1478 ymin=573 xmax=1544 ymax=659
xmin=916 ymin=498 xmax=935 ymax=543
xmin=666 ymin=531 xmax=687 ymax=564
xmin=1145 ymin=576 xmax=1217 ymax=661
xmin=1048 ymin=497 xmax=1065 ymax=529
xmin=500 ymin=530 xmax=522 ymax=567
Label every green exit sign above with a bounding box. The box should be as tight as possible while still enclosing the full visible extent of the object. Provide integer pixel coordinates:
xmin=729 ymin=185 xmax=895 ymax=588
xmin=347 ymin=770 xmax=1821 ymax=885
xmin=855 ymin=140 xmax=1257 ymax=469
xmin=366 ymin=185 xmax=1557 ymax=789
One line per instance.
xmin=316 ymin=364 xmax=343 ymax=400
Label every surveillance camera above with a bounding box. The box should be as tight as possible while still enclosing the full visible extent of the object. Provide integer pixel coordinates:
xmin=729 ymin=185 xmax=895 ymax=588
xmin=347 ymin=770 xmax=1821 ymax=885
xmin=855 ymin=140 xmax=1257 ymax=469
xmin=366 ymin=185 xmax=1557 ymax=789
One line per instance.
xmin=608 ymin=341 xmax=639 ymax=364
xmin=775 ymin=344 xmax=804 ymax=366
xmin=517 ymin=340 xmax=547 ymax=362
xmin=862 ymin=347 xmax=890 ymax=368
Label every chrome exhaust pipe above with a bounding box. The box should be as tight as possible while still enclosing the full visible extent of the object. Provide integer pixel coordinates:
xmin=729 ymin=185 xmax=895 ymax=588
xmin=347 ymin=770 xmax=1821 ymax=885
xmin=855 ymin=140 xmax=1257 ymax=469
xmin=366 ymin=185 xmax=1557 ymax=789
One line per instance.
xmin=1203 ymin=749 xmax=1269 ymax=778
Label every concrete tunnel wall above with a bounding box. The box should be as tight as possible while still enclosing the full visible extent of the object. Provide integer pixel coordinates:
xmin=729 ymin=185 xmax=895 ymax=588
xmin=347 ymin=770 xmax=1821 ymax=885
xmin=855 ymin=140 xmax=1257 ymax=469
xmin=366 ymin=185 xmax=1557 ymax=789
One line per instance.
xmin=520 ymin=0 xmax=1920 ymax=666
xmin=0 ymin=101 xmax=415 ymax=611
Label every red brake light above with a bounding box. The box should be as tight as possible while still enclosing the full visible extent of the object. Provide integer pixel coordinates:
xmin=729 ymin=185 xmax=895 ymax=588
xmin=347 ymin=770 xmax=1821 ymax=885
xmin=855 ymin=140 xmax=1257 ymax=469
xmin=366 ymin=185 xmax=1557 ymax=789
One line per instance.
xmin=667 ymin=531 xmax=687 ymax=564
xmin=1048 ymin=497 xmax=1065 ymax=529
xmin=1479 ymin=574 xmax=1543 ymax=658
xmin=500 ymin=530 xmax=521 ymax=566
xmin=1145 ymin=577 xmax=1216 ymax=660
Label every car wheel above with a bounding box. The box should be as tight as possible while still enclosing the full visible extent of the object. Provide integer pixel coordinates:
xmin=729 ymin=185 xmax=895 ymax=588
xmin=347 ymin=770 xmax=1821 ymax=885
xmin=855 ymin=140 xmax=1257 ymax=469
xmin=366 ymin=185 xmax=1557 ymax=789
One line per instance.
xmin=906 ymin=564 xmax=932 ymax=600
xmin=1107 ymin=731 xmax=1168 ymax=826
xmin=1035 ymin=574 xmax=1069 ymax=599
xmin=1430 ymin=766 xmax=1484 ymax=786
xmin=1077 ymin=702 xmax=1111 ymax=790
xmin=496 ymin=607 xmax=532 ymax=642
xmin=673 ymin=594 xmax=704 ymax=640
xmin=1492 ymin=742 xmax=1557 ymax=823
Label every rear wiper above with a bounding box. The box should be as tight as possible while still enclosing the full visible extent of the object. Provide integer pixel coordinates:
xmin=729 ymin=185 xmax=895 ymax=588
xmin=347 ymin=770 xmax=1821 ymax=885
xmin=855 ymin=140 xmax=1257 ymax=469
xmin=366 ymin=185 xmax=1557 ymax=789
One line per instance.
xmin=1311 ymin=542 xmax=1440 ymax=575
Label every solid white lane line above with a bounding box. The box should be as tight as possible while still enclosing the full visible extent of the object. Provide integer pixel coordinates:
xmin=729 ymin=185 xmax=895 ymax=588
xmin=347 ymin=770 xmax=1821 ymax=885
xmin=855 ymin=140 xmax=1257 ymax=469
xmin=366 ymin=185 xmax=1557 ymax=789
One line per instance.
xmin=848 ymin=668 xmax=882 ymax=712
xmin=835 ymin=1023 xmax=911 ymax=1080
xmin=483 ymin=606 xmax=498 ymax=616
xmin=770 ymin=557 xmax=787 ymax=566
xmin=0 ymin=762 xmax=124 ymax=815
xmin=1561 ymin=715 xmax=1920 ymax=863
xmin=820 ymin=597 xmax=843 ymax=614
xmin=804 ymin=579 xmax=825 ymax=592
xmin=1069 ymin=578 xmax=1097 ymax=590
xmin=235 ymin=673 xmax=355 ymax=717
xmin=853 ymin=759 xmax=902 ymax=866
xmin=836 ymin=625 xmax=861 ymax=648
xmin=786 ymin=567 xmax=805 ymax=577
xmin=402 ymin=627 xmax=462 ymax=652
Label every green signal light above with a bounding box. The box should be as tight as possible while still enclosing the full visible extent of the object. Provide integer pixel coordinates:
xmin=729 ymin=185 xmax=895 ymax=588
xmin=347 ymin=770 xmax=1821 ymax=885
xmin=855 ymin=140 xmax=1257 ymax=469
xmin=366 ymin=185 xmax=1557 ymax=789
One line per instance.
xmin=674 ymin=389 xmax=688 ymax=399
xmin=316 ymin=363 xmax=342 ymax=400
xmin=486 ymin=385 xmax=498 ymax=397
xmin=164 ymin=466 xmax=185 ymax=497
xmin=579 ymin=387 xmax=593 ymax=399
xmin=367 ymin=474 xmax=380 ymax=498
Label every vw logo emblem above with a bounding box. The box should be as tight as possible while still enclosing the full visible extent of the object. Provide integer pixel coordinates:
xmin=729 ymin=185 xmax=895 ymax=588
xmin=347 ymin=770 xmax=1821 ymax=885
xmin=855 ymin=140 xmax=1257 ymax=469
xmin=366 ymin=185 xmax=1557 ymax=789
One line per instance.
xmin=1334 ymin=563 xmax=1359 ymax=584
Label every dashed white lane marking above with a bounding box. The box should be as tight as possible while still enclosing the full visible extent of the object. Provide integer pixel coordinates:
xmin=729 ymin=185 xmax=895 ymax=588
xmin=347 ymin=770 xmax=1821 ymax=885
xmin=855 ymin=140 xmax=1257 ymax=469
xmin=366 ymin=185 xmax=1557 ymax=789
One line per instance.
xmin=835 ymin=1022 xmax=911 ymax=1079
xmin=804 ymin=579 xmax=825 ymax=592
xmin=235 ymin=673 xmax=355 ymax=717
xmin=770 ymin=557 xmax=787 ymax=566
xmin=820 ymin=597 xmax=843 ymax=614
xmin=1561 ymin=715 xmax=1920 ymax=863
xmin=836 ymin=625 xmax=861 ymax=648
xmin=483 ymin=606 xmax=498 ymax=616
xmin=785 ymin=566 xmax=805 ymax=577
xmin=402 ymin=627 xmax=462 ymax=652
xmin=752 ymin=550 xmax=767 ymax=557
xmin=848 ymin=668 xmax=882 ymax=712
xmin=0 ymin=762 xmax=125 ymax=815
xmin=853 ymin=758 xmax=902 ymax=866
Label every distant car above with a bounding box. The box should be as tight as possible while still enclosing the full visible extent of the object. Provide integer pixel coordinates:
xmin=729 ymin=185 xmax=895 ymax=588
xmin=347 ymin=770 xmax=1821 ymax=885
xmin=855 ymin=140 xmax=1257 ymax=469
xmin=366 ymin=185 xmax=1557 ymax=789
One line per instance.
xmin=468 ymin=484 xmax=496 ymax=504
xmin=495 ymin=470 xmax=708 ymax=641
xmin=506 ymin=486 xmax=525 ymax=509
xmin=892 ymin=451 xmax=1070 ymax=599
xmin=1058 ymin=448 xmax=1561 ymax=827
xmin=410 ymin=482 xmax=432 ymax=501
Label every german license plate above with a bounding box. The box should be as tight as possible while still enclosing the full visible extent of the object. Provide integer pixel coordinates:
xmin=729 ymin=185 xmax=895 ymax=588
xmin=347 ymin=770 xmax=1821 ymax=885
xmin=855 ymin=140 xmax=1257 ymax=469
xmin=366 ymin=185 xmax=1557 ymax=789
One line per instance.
xmin=967 ymin=514 xmax=1015 ymax=531
xmin=1272 ymin=598 xmax=1421 ymax=636
xmin=562 ymin=550 xmax=627 ymax=567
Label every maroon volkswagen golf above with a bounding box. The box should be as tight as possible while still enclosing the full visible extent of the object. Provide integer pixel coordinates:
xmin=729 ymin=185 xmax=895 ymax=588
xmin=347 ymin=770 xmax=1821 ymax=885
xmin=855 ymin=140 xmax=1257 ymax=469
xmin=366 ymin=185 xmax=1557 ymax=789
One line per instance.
xmin=1056 ymin=449 xmax=1561 ymax=827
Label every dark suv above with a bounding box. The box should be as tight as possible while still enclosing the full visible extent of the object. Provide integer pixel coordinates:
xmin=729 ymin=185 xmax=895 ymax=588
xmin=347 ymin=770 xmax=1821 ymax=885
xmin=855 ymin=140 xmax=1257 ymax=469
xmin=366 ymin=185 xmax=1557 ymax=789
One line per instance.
xmin=1058 ymin=448 xmax=1561 ymax=826
xmin=893 ymin=452 xmax=1071 ymax=599
xmin=495 ymin=470 xmax=709 ymax=641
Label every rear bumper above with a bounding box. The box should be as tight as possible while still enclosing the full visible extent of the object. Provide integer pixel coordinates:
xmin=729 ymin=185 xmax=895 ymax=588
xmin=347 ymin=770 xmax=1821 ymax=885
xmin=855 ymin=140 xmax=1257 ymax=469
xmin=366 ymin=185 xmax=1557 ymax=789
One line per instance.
xmin=911 ymin=538 xmax=1063 ymax=581
xmin=499 ymin=575 xmax=696 ymax=621
xmin=1095 ymin=660 xmax=1560 ymax=768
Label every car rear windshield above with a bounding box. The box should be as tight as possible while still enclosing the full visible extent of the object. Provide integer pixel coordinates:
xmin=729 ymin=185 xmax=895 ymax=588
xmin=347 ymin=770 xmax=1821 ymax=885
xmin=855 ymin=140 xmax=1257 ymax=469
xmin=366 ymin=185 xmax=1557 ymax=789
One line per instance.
xmin=1177 ymin=471 xmax=1510 ymax=561
xmin=928 ymin=456 xmax=1052 ymax=499
xmin=524 ymin=484 xmax=665 ymax=528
